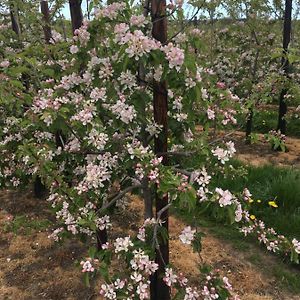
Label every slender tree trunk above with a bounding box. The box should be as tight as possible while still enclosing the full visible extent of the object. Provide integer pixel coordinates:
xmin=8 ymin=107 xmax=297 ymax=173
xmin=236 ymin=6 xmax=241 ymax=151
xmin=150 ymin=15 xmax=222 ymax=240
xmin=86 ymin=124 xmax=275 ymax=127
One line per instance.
xmin=140 ymin=0 xmax=153 ymax=221
xmin=245 ymin=109 xmax=253 ymax=144
xmin=69 ymin=0 xmax=83 ymax=34
xmin=86 ymin=0 xmax=90 ymax=20
xmin=151 ymin=1 xmax=170 ymax=299
xmin=40 ymin=0 xmax=52 ymax=44
xmin=34 ymin=176 xmax=47 ymax=199
xmin=9 ymin=3 xmax=21 ymax=37
xmin=245 ymin=32 xmax=260 ymax=144
xmin=61 ymin=16 xmax=67 ymax=41
xmin=277 ymin=0 xmax=292 ymax=134
xmin=96 ymin=229 xmax=108 ymax=249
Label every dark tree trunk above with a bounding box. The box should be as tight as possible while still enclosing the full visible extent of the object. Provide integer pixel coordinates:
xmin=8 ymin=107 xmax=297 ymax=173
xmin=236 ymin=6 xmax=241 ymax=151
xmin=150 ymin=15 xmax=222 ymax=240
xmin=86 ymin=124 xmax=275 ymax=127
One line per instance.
xmin=96 ymin=229 xmax=108 ymax=250
xmin=40 ymin=0 xmax=52 ymax=44
xmin=55 ymin=130 xmax=65 ymax=148
xmin=277 ymin=0 xmax=292 ymax=134
xmin=245 ymin=108 xmax=253 ymax=144
xmin=34 ymin=176 xmax=47 ymax=199
xmin=69 ymin=0 xmax=83 ymax=34
xmin=150 ymin=1 xmax=170 ymax=299
xmin=245 ymin=32 xmax=260 ymax=143
xmin=9 ymin=3 xmax=21 ymax=37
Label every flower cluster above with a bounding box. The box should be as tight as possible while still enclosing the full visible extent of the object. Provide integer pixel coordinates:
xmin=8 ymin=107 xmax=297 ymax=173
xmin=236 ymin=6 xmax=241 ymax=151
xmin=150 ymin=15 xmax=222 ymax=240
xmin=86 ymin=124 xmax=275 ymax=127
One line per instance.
xmin=163 ymin=43 xmax=185 ymax=71
xmin=212 ymin=141 xmax=236 ymax=164
xmin=179 ymin=226 xmax=196 ymax=245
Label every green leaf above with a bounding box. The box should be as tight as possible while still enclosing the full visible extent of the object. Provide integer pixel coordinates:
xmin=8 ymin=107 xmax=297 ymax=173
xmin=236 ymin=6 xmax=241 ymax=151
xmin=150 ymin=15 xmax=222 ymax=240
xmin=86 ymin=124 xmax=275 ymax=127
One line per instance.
xmin=42 ymin=68 xmax=55 ymax=77
xmin=88 ymin=1 xmax=94 ymax=12
xmin=83 ymin=272 xmax=90 ymax=287
xmin=88 ymin=246 xmax=97 ymax=259
xmin=99 ymin=263 xmax=109 ymax=281
xmin=291 ymin=249 xmax=299 ymax=264
xmin=10 ymin=80 xmax=24 ymax=90
xmin=178 ymin=187 xmax=197 ymax=211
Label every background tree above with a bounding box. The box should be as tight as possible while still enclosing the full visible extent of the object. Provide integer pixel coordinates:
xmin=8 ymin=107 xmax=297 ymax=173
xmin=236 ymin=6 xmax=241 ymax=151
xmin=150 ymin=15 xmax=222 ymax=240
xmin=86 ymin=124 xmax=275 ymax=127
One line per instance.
xmin=69 ymin=0 xmax=83 ymax=33
xmin=9 ymin=1 xmax=21 ymax=38
xmin=40 ymin=0 xmax=52 ymax=44
xmin=150 ymin=1 xmax=170 ymax=299
xmin=277 ymin=0 xmax=292 ymax=135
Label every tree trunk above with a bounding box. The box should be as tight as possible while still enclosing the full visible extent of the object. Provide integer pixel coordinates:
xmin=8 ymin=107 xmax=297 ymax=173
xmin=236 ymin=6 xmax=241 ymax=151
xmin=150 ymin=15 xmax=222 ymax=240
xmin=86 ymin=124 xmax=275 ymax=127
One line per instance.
xmin=69 ymin=0 xmax=83 ymax=34
xmin=245 ymin=33 xmax=260 ymax=143
xmin=277 ymin=0 xmax=292 ymax=134
xmin=9 ymin=3 xmax=21 ymax=37
xmin=245 ymin=108 xmax=253 ymax=144
xmin=151 ymin=1 xmax=170 ymax=299
xmin=96 ymin=229 xmax=108 ymax=249
xmin=34 ymin=176 xmax=47 ymax=199
xmin=40 ymin=1 xmax=52 ymax=44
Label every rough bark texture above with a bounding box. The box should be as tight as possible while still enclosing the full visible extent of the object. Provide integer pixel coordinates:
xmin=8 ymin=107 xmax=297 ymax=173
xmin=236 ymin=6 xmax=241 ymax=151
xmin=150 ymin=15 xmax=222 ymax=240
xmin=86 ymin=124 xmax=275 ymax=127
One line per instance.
xmin=40 ymin=1 xmax=52 ymax=44
xmin=69 ymin=0 xmax=83 ymax=34
xmin=277 ymin=0 xmax=292 ymax=134
xmin=151 ymin=1 xmax=170 ymax=299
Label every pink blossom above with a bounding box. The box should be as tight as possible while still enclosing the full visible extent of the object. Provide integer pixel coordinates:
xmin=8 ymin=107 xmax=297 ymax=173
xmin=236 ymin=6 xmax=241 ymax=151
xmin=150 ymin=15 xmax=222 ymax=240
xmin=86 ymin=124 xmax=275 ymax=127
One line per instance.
xmin=179 ymin=226 xmax=196 ymax=245
xmin=163 ymin=268 xmax=178 ymax=286
xmin=163 ymin=43 xmax=184 ymax=71
xmin=80 ymin=260 xmax=95 ymax=272
xmin=215 ymin=188 xmax=234 ymax=207
xmin=130 ymin=15 xmax=147 ymax=27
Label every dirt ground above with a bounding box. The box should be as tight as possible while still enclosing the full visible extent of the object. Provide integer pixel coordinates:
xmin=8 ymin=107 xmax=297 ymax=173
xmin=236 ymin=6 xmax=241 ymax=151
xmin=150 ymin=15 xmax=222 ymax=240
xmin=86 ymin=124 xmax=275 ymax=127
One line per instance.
xmin=0 ymin=189 xmax=300 ymax=300
xmin=1 ymin=133 xmax=300 ymax=299
xmin=223 ymin=131 xmax=300 ymax=167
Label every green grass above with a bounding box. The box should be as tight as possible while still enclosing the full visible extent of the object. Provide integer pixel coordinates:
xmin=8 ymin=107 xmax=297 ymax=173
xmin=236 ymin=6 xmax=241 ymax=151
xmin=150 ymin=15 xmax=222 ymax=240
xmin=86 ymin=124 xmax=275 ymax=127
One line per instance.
xmin=272 ymin=266 xmax=300 ymax=293
xmin=210 ymin=161 xmax=300 ymax=239
xmin=236 ymin=110 xmax=300 ymax=138
xmin=176 ymin=207 xmax=300 ymax=294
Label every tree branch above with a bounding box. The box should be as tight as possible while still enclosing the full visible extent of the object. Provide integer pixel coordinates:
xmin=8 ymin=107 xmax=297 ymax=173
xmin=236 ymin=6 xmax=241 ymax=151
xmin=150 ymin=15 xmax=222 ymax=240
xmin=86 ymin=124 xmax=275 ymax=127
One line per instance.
xmin=97 ymin=184 xmax=142 ymax=214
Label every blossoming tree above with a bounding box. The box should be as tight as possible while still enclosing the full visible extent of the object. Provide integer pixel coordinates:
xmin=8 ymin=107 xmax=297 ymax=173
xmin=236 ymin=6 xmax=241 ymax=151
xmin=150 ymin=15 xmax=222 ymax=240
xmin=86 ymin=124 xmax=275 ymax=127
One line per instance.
xmin=1 ymin=1 xmax=300 ymax=299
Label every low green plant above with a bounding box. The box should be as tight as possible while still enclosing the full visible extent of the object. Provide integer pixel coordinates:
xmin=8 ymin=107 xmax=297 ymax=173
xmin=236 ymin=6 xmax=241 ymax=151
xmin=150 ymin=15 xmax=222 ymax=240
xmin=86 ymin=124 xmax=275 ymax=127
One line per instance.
xmin=4 ymin=215 xmax=51 ymax=235
xmin=265 ymin=130 xmax=287 ymax=151
xmin=210 ymin=162 xmax=300 ymax=239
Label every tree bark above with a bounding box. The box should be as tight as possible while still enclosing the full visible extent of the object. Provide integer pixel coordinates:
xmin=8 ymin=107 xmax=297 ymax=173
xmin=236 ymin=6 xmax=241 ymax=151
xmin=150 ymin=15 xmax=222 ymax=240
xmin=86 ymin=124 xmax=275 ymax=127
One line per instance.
xmin=9 ymin=3 xmax=21 ymax=37
xmin=245 ymin=31 xmax=260 ymax=144
xmin=277 ymin=0 xmax=292 ymax=134
xmin=34 ymin=176 xmax=47 ymax=199
xmin=151 ymin=1 xmax=170 ymax=299
xmin=96 ymin=229 xmax=108 ymax=249
xmin=69 ymin=0 xmax=83 ymax=34
xmin=245 ymin=108 xmax=253 ymax=144
xmin=40 ymin=0 xmax=52 ymax=44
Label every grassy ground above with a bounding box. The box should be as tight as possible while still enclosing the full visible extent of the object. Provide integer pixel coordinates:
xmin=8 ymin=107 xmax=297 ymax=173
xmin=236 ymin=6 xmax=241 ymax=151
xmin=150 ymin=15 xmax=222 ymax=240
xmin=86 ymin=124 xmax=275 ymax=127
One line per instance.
xmin=211 ymin=161 xmax=300 ymax=239
xmin=176 ymin=160 xmax=300 ymax=293
xmin=237 ymin=110 xmax=300 ymax=138
xmin=177 ymin=204 xmax=300 ymax=294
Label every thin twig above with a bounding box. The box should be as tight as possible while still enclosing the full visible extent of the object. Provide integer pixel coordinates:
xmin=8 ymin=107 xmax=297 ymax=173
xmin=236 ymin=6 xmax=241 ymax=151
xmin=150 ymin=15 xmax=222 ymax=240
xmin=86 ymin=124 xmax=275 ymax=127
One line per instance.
xmin=165 ymin=7 xmax=200 ymax=44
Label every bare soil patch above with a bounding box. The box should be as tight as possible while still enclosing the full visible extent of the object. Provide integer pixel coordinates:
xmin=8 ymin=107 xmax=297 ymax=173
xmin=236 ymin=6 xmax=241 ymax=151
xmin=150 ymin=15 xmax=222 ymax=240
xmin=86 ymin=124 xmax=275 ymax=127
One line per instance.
xmin=0 ymin=191 xmax=299 ymax=299
xmin=222 ymin=131 xmax=300 ymax=167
